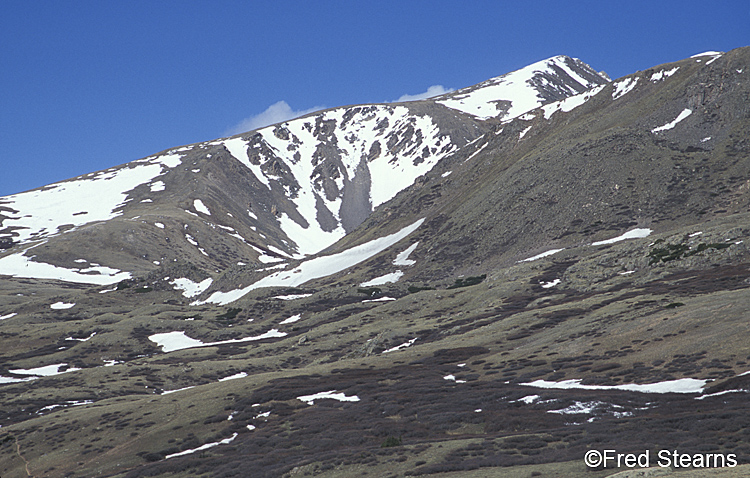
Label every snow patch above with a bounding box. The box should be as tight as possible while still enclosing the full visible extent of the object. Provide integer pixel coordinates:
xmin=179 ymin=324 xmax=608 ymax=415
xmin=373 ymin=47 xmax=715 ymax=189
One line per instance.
xmin=165 ymin=433 xmax=238 ymax=459
xmin=195 ymin=219 xmax=424 ymax=305
xmin=652 ymin=109 xmax=692 ymax=133
xmin=9 ymin=363 xmax=81 ymax=377
xmin=612 ymin=77 xmax=638 ymax=100
xmin=193 ymin=199 xmax=211 ymax=215
xmin=394 ymin=242 xmax=418 ymax=266
xmin=650 ymin=67 xmax=679 ymax=82
xmin=382 ymin=337 xmax=417 ymax=353
xmin=519 ymin=248 xmax=564 ymax=262
xmin=540 ymin=279 xmax=560 ymax=289
xmin=0 ymin=158 xmax=179 ymax=245
xmin=273 ymin=293 xmax=312 ymax=300
xmin=50 ymin=301 xmax=75 ymax=310
xmin=280 ymin=314 xmax=302 ymax=324
xmin=297 ymin=390 xmax=360 ymax=405
xmin=0 ymin=247 xmax=131 ymax=285
xmin=542 ymin=85 xmax=605 ymax=119
xmin=523 ymin=378 xmax=707 ymax=394
xmin=591 ymin=228 xmax=652 ymax=246
xmin=219 ymin=372 xmax=248 ymax=382
xmin=170 ymin=277 xmax=213 ymax=298
xmin=149 ymin=329 xmax=287 ymax=353
xmin=360 ymin=270 xmax=403 ymax=287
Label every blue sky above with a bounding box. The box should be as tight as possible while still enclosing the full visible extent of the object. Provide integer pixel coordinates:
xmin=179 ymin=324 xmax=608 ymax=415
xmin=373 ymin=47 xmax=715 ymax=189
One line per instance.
xmin=1 ymin=1 xmax=748 ymax=196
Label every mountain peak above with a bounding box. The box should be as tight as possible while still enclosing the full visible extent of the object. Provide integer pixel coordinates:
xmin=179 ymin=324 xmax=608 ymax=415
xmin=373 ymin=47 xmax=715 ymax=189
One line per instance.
xmin=434 ymin=55 xmax=609 ymax=121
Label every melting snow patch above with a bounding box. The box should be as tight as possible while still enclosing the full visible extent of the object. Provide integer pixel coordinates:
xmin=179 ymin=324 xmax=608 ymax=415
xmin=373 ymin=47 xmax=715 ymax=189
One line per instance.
xmin=66 ymin=332 xmax=95 ymax=342
xmin=219 ymin=372 xmax=248 ymax=382
xmin=436 ymin=56 xmax=603 ymax=120
xmin=50 ymin=302 xmax=75 ymax=310
xmin=0 ymin=158 xmax=180 ymax=245
xmin=195 ymin=219 xmax=424 ymax=305
xmin=612 ymin=77 xmax=638 ymax=100
xmin=514 ymin=395 xmax=540 ymax=404
xmin=149 ymin=329 xmax=287 ymax=353
xmin=519 ymin=125 xmax=533 ymax=139
xmin=696 ymin=389 xmax=748 ymax=400
xmin=394 ymin=242 xmax=419 ymax=266
xmin=540 ymin=279 xmax=560 ymax=289
xmin=691 ymin=51 xmax=723 ymax=58
xmin=9 ymin=363 xmax=81 ymax=377
xmin=165 ymin=433 xmax=238 ymax=459
xmin=0 ymin=246 xmax=131 ymax=285
xmin=170 ymin=277 xmax=213 ymax=298
xmin=223 ymin=138 xmax=270 ymax=188
xmin=273 ymin=294 xmax=312 ymax=300
xmin=441 ymin=171 xmax=452 ymax=178
xmin=382 ymin=338 xmax=417 ymax=353
xmin=522 ymin=378 xmax=707 ymax=394
xmin=193 ymin=199 xmax=211 ymax=215
xmin=154 ymin=222 xmax=165 ymax=229
xmin=652 ymin=109 xmax=692 ymax=133
xmin=150 ymin=181 xmax=165 ymax=192
xmin=444 ymin=375 xmax=467 ymax=383
xmin=36 ymin=400 xmax=93 ymax=414
xmin=363 ymin=296 xmax=396 ymax=303
xmin=650 ymin=67 xmax=679 ymax=82
xmin=548 ymin=401 xmax=607 ymax=415
xmin=463 ymin=142 xmax=488 ymax=163
xmin=519 ymin=248 xmax=564 ymax=262
xmin=701 ymin=137 xmax=711 ymax=143
xmin=297 ymin=390 xmax=360 ymax=405
xmin=542 ymin=85 xmax=605 ymax=119
xmin=280 ymin=314 xmax=301 ymax=324
xmin=0 ymin=312 xmax=17 ymax=320
xmin=360 ymin=271 xmax=403 ymax=287
xmin=0 ymin=375 xmax=36 ymax=385
xmin=162 ymin=386 xmax=196 ymax=395
xmin=591 ymin=228 xmax=652 ymax=245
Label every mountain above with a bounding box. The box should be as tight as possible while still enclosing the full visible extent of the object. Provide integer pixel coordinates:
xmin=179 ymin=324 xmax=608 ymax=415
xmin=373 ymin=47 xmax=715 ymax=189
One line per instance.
xmin=1 ymin=49 xmax=750 ymax=478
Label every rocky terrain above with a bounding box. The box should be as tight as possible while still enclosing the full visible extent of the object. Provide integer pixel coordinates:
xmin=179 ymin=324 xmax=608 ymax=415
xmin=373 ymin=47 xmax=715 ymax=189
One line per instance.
xmin=0 ymin=48 xmax=749 ymax=478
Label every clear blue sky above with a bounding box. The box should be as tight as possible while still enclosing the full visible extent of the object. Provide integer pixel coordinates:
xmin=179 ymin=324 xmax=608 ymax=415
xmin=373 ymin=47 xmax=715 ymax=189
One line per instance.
xmin=1 ymin=0 xmax=748 ymax=196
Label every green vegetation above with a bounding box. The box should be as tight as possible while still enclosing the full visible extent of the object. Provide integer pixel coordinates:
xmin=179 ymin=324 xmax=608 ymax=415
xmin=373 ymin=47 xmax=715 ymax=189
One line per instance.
xmin=447 ymin=274 xmax=487 ymax=289
xmin=216 ymin=307 xmax=242 ymax=321
xmin=649 ymin=242 xmax=731 ymax=265
xmin=408 ymin=285 xmax=436 ymax=294
xmin=381 ymin=436 xmax=402 ymax=448
xmin=357 ymin=287 xmax=381 ymax=297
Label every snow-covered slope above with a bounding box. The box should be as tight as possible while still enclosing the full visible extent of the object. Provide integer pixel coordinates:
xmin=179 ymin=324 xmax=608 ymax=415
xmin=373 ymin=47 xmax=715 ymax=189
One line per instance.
xmin=0 ymin=55 xmax=609 ymax=285
xmin=435 ymin=55 xmax=609 ymax=120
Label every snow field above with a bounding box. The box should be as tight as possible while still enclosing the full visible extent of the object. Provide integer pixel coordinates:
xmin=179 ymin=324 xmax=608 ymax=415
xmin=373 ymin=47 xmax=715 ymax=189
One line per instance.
xmin=194 ymin=218 xmax=424 ymax=305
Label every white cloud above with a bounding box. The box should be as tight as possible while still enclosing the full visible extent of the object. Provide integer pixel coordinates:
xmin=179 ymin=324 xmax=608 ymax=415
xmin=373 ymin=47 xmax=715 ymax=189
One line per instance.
xmin=394 ymin=85 xmax=452 ymax=102
xmin=227 ymin=101 xmax=323 ymax=135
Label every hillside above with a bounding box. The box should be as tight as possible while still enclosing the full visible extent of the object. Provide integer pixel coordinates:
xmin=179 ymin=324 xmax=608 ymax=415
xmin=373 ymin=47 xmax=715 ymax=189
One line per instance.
xmin=1 ymin=48 xmax=750 ymax=478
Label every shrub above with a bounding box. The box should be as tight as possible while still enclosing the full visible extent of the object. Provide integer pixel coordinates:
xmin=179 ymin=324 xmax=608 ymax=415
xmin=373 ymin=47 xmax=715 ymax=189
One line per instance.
xmin=447 ymin=274 xmax=486 ymax=289
xmin=381 ymin=436 xmax=402 ymax=448
xmin=357 ymin=287 xmax=381 ymax=297
xmin=408 ymin=285 xmax=435 ymax=294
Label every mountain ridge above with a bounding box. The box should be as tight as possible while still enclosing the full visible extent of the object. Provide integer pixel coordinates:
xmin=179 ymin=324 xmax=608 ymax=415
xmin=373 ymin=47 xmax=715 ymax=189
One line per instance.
xmin=1 ymin=47 xmax=750 ymax=478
